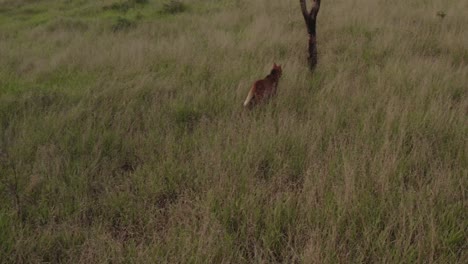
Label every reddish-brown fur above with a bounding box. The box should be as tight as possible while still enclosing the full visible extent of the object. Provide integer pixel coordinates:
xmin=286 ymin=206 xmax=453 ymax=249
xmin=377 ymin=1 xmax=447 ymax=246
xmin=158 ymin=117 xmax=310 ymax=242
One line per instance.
xmin=243 ymin=63 xmax=283 ymax=108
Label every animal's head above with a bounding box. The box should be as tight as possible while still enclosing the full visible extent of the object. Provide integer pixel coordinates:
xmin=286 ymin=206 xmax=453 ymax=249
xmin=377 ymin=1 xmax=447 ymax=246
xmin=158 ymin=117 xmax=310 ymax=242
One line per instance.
xmin=272 ymin=63 xmax=282 ymax=77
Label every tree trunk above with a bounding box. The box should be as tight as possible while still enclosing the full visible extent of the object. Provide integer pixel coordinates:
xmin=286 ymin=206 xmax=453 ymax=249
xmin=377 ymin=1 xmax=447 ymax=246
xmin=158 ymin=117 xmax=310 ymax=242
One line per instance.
xmin=300 ymin=0 xmax=321 ymax=70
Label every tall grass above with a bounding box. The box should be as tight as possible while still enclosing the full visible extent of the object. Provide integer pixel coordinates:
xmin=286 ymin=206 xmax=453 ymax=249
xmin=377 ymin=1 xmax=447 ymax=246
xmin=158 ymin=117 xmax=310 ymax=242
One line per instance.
xmin=0 ymin=0 xmax=467 ymax=262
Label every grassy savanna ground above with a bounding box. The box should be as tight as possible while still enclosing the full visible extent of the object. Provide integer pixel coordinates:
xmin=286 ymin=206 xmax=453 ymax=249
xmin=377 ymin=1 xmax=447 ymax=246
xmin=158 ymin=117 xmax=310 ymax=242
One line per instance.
xmin=0 ymin=0 xmax=467 ymax=262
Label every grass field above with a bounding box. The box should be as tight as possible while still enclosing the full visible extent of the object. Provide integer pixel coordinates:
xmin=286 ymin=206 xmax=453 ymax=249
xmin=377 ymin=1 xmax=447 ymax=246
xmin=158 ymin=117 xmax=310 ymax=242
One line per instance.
xmin=0 ymin=0 xmax=467 ymax=262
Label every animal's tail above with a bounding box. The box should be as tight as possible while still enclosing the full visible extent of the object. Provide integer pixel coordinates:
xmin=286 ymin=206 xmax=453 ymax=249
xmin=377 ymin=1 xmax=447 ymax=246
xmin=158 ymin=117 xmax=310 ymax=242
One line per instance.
xmin=243 ymin=87 xmax=255 ymax=107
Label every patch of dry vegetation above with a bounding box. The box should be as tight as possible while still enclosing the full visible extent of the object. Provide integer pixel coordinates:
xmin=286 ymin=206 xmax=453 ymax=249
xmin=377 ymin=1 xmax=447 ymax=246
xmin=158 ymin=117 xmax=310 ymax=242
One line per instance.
xmin=0 ymin=0 xmax=467 ymax=262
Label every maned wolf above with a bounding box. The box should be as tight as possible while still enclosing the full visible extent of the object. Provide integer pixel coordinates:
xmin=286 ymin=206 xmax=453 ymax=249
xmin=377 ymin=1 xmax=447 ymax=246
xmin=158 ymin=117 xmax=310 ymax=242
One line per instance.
xmin=243 ymin=63 xmax=283 ymax=108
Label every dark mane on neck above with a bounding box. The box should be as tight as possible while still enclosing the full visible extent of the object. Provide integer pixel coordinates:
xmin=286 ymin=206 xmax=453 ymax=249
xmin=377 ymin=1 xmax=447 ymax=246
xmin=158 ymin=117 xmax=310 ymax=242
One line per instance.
xmin=266 ymin=68 xmax=281 ymax=81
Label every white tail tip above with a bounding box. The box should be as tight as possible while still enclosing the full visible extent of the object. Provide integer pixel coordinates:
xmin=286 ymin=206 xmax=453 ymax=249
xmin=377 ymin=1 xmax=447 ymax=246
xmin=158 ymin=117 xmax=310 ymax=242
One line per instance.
xmin=243 ymin=89 xmax=254 ymax=107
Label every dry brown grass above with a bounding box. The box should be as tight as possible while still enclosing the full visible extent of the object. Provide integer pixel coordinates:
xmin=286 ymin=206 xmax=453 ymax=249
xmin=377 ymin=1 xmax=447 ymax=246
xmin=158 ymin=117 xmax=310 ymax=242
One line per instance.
xmin=0 ymin=0 xmax=467 ymax=263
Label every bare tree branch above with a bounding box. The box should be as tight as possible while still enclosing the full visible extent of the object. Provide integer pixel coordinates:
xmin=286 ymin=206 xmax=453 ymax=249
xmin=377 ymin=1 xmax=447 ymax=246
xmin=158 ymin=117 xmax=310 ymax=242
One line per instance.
xmin=310 ymin=0 xmax=321 ymax=20
xmin=300 ymin=0 xmax=310 ymax=24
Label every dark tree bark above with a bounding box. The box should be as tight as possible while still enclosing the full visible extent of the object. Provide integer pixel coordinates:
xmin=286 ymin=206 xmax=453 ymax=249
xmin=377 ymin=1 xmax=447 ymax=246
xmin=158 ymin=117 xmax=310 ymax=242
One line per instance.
xmin=300 ymin=0 xmax=321 ymax=70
